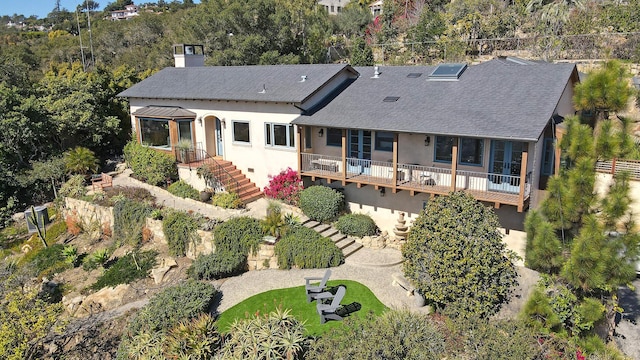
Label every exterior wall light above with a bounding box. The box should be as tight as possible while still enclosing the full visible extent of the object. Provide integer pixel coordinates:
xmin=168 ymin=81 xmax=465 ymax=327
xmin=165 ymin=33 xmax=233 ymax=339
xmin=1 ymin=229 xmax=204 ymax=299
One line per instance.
xmin=424 ymin=135 xmax=430 ymax=146
xmin=318 ymin=128 xmax=324 ymax=137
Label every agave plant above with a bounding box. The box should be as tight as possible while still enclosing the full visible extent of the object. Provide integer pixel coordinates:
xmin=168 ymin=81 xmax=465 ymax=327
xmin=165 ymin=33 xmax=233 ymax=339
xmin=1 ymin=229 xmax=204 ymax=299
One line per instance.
xmin=62 ymin=245 xmax=79 ymax=267
xmin=164 ymin=313 xmax=222 ymax=359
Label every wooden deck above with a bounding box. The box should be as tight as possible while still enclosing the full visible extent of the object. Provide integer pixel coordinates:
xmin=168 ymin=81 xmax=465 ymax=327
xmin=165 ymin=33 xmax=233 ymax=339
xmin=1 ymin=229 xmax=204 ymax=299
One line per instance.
xmin=302 ymin=168 xmax=525 ymax=209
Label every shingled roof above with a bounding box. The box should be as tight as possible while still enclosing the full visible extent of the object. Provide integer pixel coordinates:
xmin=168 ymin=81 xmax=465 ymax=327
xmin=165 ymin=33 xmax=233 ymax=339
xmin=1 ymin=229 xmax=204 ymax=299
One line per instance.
xmin=118 ymin=64 xmax=358 ymax=104
xmin=292 ymin=59 xmax=578 ymax=142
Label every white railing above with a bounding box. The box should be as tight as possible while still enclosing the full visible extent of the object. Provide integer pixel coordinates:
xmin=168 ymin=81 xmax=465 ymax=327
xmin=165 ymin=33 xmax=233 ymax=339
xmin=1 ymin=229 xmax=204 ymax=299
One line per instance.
xmin=301 ymin=153 xmax=530 ymax=200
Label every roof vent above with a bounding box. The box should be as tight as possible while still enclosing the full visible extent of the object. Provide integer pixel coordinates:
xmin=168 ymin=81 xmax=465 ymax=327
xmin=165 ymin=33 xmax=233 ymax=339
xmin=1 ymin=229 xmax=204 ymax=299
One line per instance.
xmin=372 ymin=66 xmax=380 ymax=79
xmin=428 ymin=63 xmax=467 ymax=81
xmin=300 ymin=75 xmax=307 ymax=82
xmin=383 ymin=96 xmax=399 ymax=102
xmin=258 ymin=84 xmax=266 ymax=94
xmin=407 ymin=73 xmax=422 ymax=78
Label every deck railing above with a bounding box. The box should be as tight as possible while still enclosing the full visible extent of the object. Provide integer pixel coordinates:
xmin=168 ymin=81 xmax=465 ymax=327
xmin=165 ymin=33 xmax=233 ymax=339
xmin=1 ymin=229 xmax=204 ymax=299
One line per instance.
xmin=175 ymin=144 xmax=239 ymax=194
xmin=301 ymin=153 xmax=530 ymax=202
xmin=596 ymin=159 xmax=640 ymax=180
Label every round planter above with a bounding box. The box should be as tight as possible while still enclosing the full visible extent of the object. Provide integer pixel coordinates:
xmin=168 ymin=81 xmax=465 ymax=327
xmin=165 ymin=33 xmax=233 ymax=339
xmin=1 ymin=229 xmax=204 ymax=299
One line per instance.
xmin=414 ymin=292 xmax=426 ymax=307
xmin=199 ymin=191 xmax=212 ymax=202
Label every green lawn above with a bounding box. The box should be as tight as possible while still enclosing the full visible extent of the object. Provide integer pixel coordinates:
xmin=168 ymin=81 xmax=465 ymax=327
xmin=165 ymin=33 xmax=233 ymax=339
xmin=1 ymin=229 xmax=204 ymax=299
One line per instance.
xmin=215 ymin=279 xmax=388 ymax=336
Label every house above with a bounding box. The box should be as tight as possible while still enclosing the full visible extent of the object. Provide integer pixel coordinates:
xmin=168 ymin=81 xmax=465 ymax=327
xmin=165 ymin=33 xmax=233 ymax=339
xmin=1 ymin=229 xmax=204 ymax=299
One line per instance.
xmin=318 ymin=0 xmax=349 ymax=15
xmin=118 ymin=45 xmax=579 ymax=250
xmin=111 ymin=3 xmax=139 ymax=20
xmin=118 ymin=44 xmax=359 ymax=203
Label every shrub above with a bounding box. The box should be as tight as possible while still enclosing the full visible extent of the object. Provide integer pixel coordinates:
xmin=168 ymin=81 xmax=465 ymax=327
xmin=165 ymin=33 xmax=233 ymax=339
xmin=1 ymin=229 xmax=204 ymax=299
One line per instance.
xmin=308 ymin=310 xmax=446 ymax=360
xmin=187 ymin=251 xmax=247 ymax=280
xmin=123 ymin=139 xmax=178 ymax=186
xmin=94 ymin=186 xmax=155 ymax=207
xmin=212 ymin=192 xmax=243 ymax=209
xmin=274 ymin=225 xmax=344 ymax=269
xmin=65 ymin=212 xmax=82 ymax=236
xmin=82 ymin=248 xmax=111 ymax=271
xmin=20 ymin=243 xmax=71 ymax=277
xmin=167 ymin=180 xmax=199 ymax=200
xmin=64 ymin=146 xmax=99 ymax=175
xmin=263 ymin=167 xmax=303 ymax=205
xmin=162 ymin=210 xmax=200 ymax=257
xmin=164 ymin=313 xmax=222 ymax=359
xmin=113 ymin=198 xmax=152 ymax=246
xmin=402 ymin=192 xmax=518 ymax=320
xmin=214 ymin=216 xmax=263 ymax=256
xmin=59 ymin=174 xmax=88 ymax=199
xmin=124 ymin=279 xmax=217 ymax=337
xmin=219 ymin=308 xmax=309 ymax=360
xmin=90 ymin=250 xmax=157 ymax=290
xmin=299 ymin=186 xmax=343 ymax=222
xmin=455 ymin=318 xmax=540 ymax=360
xmin=334 ymin=213 xmax=378 ymax=237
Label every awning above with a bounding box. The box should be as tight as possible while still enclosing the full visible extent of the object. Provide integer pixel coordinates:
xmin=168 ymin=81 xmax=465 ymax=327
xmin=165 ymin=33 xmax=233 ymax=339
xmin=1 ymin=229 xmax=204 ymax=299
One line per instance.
xmin=132 ymin=106 xmax=196 ymax=119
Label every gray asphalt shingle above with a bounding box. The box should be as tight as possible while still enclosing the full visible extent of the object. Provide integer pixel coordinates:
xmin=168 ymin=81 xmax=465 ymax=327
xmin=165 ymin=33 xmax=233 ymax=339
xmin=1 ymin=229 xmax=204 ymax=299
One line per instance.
xmin=293 ymin=59 xmax=577 ymax=141
xmin=118 ymin=64 xmax=357 ymax=104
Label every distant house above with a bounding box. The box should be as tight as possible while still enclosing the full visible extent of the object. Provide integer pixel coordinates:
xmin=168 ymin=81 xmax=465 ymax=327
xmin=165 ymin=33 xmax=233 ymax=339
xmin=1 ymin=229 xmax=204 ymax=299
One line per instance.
xmin=318 ymin=0 xmax=349 ymax=15
xmin=111 ymin=3 xmax=139 ymax=20
xmin=118 ymin=45 xmax=578 ymax=244
xmin=369 ymin=0 xmax=383 ymax=16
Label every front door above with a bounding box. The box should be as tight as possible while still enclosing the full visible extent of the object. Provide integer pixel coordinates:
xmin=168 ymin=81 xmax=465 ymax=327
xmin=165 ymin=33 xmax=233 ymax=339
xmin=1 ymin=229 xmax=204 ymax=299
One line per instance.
xmin=347 ymin=130 xmax=372 ymax=175
xmin=488 ymin=140 xmax=525 ymax=193
xmin=215 ymin=118 xmax=224 ymax=157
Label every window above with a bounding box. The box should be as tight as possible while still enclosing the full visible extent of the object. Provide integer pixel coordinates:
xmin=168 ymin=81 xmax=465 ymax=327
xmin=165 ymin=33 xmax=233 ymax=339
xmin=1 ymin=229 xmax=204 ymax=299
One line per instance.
xmin=375 ymin=131 xmax=394 ymax=152
xmin=459 ymin=138 xmax=483 ymax=166
xmin=177 ymin=120 xmax=192 ymax=143
xmin=139 ymin=118 xmax=170 ymax=148
xmin=304 ymin=127 xmax=312 ymax=149
xmin=434 ymin=136 xmax=455 ymax=162
xmin=233 ymin=121 xmax=250 ymax=143
xmin=326 ymin=128 xmax=342 ymax=147
xmin=265 ymin=123 xmax=295 ymax=148
xmin=541 ymin=138 xmax=555 ymax=176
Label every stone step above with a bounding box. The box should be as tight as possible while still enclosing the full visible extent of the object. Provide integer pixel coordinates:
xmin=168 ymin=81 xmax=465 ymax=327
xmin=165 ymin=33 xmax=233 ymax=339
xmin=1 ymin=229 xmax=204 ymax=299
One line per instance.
xmin=314 ymin=223 xmax=331 ymax=233
xmin=320 ymin=228 xmax=339 ymax=238
xmin=335 ymin=237 xmax=355 ymax=250
xmin=330 ymin=233 xmax=347 ymax=243
xmin=342 ymin=242 xmax=364 ymax=258
xmin=303 ymin=220 xmax=320 ymax=228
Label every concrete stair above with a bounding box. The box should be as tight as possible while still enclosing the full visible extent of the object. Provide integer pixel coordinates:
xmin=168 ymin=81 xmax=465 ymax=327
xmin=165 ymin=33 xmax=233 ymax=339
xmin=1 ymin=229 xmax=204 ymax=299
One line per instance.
xmin=302 ymin=219 xmax=363 ymax=258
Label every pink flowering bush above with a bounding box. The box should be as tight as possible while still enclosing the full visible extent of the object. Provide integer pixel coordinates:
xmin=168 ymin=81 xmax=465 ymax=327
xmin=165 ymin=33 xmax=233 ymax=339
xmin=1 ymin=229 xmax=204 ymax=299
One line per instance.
xmin=263 ymin=168 xmax=303 ymax=205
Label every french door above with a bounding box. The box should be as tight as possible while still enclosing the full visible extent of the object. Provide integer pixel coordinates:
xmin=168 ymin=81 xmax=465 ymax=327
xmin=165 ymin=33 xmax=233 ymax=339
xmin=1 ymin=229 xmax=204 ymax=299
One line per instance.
xmin=347 ymin=130 xmax=372 ymax=175
xmin=488 ymin=140 xmax=525 ymax=193
xmin=215 ymin=118 xmax=224 ymax=156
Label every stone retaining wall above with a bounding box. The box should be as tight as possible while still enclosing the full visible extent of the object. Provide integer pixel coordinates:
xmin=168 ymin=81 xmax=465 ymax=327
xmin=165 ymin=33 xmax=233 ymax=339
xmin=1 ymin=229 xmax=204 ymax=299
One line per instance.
xmin=247 ymin=243 xmax=278 ymax=270
xmin=64 ymin=198 xmax=114 ymax=236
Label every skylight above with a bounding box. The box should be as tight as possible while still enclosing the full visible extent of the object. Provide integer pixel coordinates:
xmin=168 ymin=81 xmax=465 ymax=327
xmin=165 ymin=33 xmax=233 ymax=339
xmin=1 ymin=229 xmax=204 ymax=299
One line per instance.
xmin=407 ymin=73 xmax=422 ymax=78
xmin=383 ymin=96 xmax=400 ymax=102
xmin=428 ymin=63 xmax=467 ymax=81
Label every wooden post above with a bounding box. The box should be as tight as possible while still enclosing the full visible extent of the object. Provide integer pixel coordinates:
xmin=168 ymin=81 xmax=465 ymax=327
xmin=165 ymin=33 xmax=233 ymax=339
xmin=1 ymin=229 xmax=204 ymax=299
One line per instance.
xmin=392 ymin=133 xmax=398 ymax=188
xmin=296 ymin=126 xmax=302 ymax=180
xmin=611 ymin=158 xmax=617 ymax=175
xmin=517 ymin=151 xmax=528 ymax=212
xmin=450 ymin=139 xmax=458 ymax=192
xmin=341 ymin=129 xmax=347 ymax=185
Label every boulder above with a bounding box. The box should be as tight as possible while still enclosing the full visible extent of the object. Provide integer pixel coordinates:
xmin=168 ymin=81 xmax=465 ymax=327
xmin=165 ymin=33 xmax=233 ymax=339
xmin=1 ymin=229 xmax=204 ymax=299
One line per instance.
xmin=76 ymin=284 xmax=129 ymax=317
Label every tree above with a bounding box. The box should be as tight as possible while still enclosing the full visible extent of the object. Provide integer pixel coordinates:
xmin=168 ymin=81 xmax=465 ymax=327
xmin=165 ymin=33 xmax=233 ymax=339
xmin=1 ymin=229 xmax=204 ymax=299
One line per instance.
xmin=402 ymin=191 xmax=519 ymax=319
xmin=573 ymin=60 xmax=633 ymax=124
xmin=524 ymin=111 xmax=639 ymax=341
xmin=348 ymin=37 xmax=374 ymax=66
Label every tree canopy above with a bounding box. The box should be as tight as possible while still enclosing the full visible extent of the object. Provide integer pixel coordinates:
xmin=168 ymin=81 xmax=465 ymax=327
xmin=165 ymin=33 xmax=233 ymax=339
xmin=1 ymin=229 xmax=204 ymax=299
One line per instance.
xmin=402 ymin=191 xmax=519 ymax=319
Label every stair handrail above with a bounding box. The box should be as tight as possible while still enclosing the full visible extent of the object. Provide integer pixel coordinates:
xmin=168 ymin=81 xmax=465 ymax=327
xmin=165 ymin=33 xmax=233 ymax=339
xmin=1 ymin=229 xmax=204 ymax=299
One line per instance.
xmin=192 ymin=147 xmax=239 ymax=195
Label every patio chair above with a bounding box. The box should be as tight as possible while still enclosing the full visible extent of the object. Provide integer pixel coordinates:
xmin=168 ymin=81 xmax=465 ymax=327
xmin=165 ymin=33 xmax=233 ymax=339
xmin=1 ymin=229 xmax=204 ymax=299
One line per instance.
xmin=316 ymin=285 xmax=346 ymax=324
xmin=305 ymin=269 xmax=332 ymax=303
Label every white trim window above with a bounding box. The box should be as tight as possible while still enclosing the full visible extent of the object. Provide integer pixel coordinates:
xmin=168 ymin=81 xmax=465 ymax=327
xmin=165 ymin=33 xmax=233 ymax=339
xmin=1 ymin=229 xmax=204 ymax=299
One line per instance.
xmin=233 ymin=121 xmax=250 ymax=143
xmin=265 ymin=123 xmax=295 ymax=148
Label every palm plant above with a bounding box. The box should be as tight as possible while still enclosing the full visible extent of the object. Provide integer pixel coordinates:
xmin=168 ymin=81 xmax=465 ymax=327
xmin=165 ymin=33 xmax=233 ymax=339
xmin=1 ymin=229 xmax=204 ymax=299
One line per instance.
xmin=64 ymin=146 xmax=99 ymax=175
